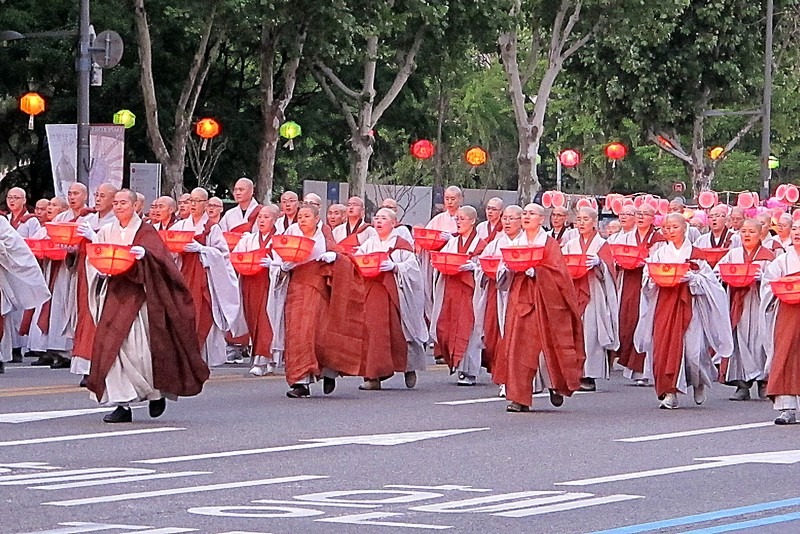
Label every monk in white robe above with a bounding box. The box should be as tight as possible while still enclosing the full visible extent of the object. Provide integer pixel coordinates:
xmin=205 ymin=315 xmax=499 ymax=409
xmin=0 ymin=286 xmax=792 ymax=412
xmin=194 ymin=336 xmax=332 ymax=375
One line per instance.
xmin=380 ymin=198 xmax=414 ymax=244
xmin=606 ymin=203 xmax=635 ymax=245
xmin=760 ymin=220 xmax=800 ymax=424
xmin=430 ymin=206 xmax=486 ymax=386
xmin=355 ymin=208 xmax=428 ymax=390
xmin=149 ymin=196 xmax=178 ymax=230
xmin=562 ymin=207 xmax=619 ymax=391
xmin=87 ymin=190 xmax=208 ymax=423
xmin=219 ymin=178 xmax=260 ymax=233
xmin=327 ymin=203 xmax=345 ymax=229
xmin=332 ymin=196 xmax=378 ymax=250
xmin=775 ymin=214 xmax=792 ymax=251
xmin=275 ymin=191 xmax=299 ymax=234
xmin=634 ymin=214 xmax=733 ymax=409
xmin=0 ymin=217 xmax=50 ymax=374
xmin=170 ymin=188 xmax=245 ymax=367
xmin=422 ymin=186 xmax=461 ymax=326
xmin=548 ymin=206 xmax=578 ymax=244
xmin=34 ymin=198 xmax=49 ymax=224
xmin=668 ymin=198 xmax=701 ymax=242
xmin=695 ymin=204 xmax=741 ymax=254
xmin=715 ymin=219 xmax=774 ymax=401
xmin=476 ymin=197 xmax=504 ymax=242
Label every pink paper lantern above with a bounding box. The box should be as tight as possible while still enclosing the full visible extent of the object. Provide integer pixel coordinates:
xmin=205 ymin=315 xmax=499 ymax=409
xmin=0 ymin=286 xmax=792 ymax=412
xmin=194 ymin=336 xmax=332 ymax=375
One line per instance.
xmin=542 ymin=191 xmax=553 ymax=208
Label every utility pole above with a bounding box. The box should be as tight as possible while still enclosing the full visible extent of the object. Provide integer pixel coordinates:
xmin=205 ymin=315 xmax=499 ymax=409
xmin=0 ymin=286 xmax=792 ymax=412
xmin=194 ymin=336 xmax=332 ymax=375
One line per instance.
xmin=760 ymin=0 xmax=774 ymax=199
xmin=77 ymin=0 xmax=92 ymax=187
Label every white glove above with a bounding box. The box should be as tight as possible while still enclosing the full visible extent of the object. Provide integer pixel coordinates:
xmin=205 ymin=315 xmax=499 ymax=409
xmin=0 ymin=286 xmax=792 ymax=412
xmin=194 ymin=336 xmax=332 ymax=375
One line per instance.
xmin=59 ymin=244 xmax=79 ymax=253
xmin=525 ymin=267 xmax=536 ymax=278
xmin=379 ymin=260 xmax=396 ymax=272
xmin=440 ymin=232 xmax=452 ymax=241
xmin=680 ymin=271 xmax=695 ymax=283
xmin=259 ymin=257 xmax=272 ymax=268
xmin=318 ymin=251 xmax=336 ymax=263
xmin=183 ymin=241 xmax=202 ymax=253
xmin=458 ymin=262 xmax=476 ymax=272
xmin=77 ymin=222 xmax=96 ymax=240
xmin=753 ymin=270 xmax=762 ymax=282
xmin=585 ymin=255 xmax=601 ymax=269
xmin=280 ymin=261 xmax=296 ymax=272
xmin=130 ymin=246 xmax=145 ymax=260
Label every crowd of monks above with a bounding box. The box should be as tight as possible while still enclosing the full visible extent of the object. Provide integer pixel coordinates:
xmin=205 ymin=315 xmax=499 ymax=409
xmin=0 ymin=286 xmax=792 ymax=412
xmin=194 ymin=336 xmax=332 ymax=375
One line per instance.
xmin=1 ymin=180 xmax=798 ymax=426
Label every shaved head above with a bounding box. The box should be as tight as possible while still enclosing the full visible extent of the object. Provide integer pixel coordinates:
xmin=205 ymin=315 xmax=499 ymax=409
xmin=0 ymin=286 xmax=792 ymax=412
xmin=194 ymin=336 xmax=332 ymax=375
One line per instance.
xmin=524 ymin=203 xmax=545 ymax=216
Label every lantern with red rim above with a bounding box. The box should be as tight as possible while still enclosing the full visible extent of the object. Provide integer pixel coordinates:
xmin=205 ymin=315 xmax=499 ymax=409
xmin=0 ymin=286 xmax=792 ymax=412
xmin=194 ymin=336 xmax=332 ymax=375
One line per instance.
xmin=87 ymin=244 xmax=137 ymax=276
xmin=20 ymin=92 xmax=45 ymax=130
xmin=25 ymin=238 xmax=68 ymax=261
xmin=478 ymin=256 xmax=501 ymax=278
xmin=609 ymin=243 xmax=647 ymax=270
xmin=338 ymin=233 xmax=360 ymax=254
xmin=500 ymin=245 xmax=545 ymax=272
xmin=410 ymin=139 xmax=435 ymax=160
xmin=196 ymin=118 xmax=221 ymax=150
xmin=699 ymin=247 xmax=729 ymax=268
xmin=605 ymin=142 xmax=627 ymax=161
xmin=770 ymin=276 xmax=800 ymax=305
xmin=231 ymin=249 xmax=268 ymax=276
xmin=45 ymin=222 xmax=84 ymax=246
xmin=353 ymin=252 xmax=389 ymax=278
xmin=718 ymin=263 xmax=760 ymax=288
xmin=647 ymin=262 xmax=690 ymax=288
xmin=430 ymin=251 xmax=470 ymax=276
xmin=776 ymin=183 xmax=788 ymax=200
xmin=786 ymin=185 xmax=799 ymax=204
xmin=550 ymin=191 xmax=566 ymax=208
xmin=736 ymin=192 xmax=754 ymax=209
xmin=657 ymin=198 xmax=669 ymax=215
xmin=563 ymin=254 xmax=589 ymax=279
xmin=465 ymin=146 xmax=488 ymax=167
xmin=412 ymin=227 xmax=447 ymax=251
xmin=271 ymin=234 xmax=315 ymax=263
xmin=223 ymin=232 xmax=244 ymax=252
xmin=158 ymin=230 xmax=196 ymax=253
xmin=698 ymin=190 xmax=717 ymax=209
xmin=541 ymin=191 xmax=553 ymax=208
xmin=559 ymin=149 xmax=581 ymax=168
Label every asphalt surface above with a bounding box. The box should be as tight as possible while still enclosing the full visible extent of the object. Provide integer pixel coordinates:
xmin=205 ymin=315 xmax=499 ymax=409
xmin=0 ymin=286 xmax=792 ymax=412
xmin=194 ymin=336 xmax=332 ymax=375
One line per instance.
xmin=1 ymin=358 xmax=799 ymax=534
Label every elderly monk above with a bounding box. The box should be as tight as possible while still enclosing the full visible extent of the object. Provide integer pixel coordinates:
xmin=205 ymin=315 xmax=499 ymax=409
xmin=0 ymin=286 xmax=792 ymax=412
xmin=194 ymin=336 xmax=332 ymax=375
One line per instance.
xmin=177 ymin=193 xmax=191 ymax=220
xmin=150 ymin=196 xmax=178 ymax=230
xmin=303 ymin=193 xmax=322 ymax=208
xmin=6 ymin=187 xmax=40 ymax=237
xmin=613 ymin=203 xmax=666 ymax=386
xmin=635 ymin=213 xmax=733 ymax=410
xmin=327 ymin=204 xmax=345 ymax=228
xmin=277 ymin=204 xmax=366 ymax=398
xmin=607 ymin=203 xmax=636 ymax=244
xmin=206 ymin=197 xmax=224 ymax=225
xmin=355 ymin=208 xmax=428 ymax=390
xmin=171 ymin=187 xmax=244 ymax=367
xmin=604 ymin=220 xmax=621 ymax=238
xmin=0 ymin=216 xmax=50 ymax=374
xmin=695 ymin=204 xmax=741 ymax=253
xmin=756 ymin=212 xmax=784 ymax=254
xmin=220 ymin=178 xmax=260 ymax=233
xmin=479 ymin=205 xmax=523 ymax=393
xmin=232 ymin=204 xmax=281 ymax=377
xmin=34 ymin=198 xmax=49 ymax=224
xmin=380 ymin=198 xmax=414 ymax=244
xmin=548 ymin=206 xmax=578 ymax=244
xmin=430 ymin=206 xmax=487 ymax=386
xmin=562 ymin=207 xmax=619 ymax=392
xmin=760 ymin=219 xmax=800 ymax=424
xmin=275 ymin=191 xmax=299 ymax=234
xmin=668 ymin=198 xmax=701 ymax=242
xmin=332 ymin=196 xmax=378 ymax=249
xmin=134 ymin=192 xmax=145 ymax=217
xmin=422 ymin=186 xmax=463 ymax=323
xmin=496 ymin=203 xmax=585 ymax=413
xmin=716 ymin=219 xmax=774 ymax=401
xmin=776 ymin=213 xmax=792 ymax=250
xmin=72 ymin=183 xmax=119 ymax=381
xmin=86 ymin=189 xmax=207 ymax=423
xmin=477 ymin=197 xmax=504 ymax=242
xmin=728 ymin=206 xmax=746 ymax=233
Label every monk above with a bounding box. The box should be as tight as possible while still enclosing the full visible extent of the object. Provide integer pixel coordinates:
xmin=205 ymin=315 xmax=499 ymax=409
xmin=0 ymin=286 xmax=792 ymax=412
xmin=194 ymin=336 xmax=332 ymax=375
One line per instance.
xmin=548 ymin=206 xmax=578 ymax=244
xmin=149 ymin=196 xmax=178 ymax=230
xmin=716 ymin=219 xmax=774 ymax=401
xmin=87 ymin=189 xmax=208 ymax=423
xmin=760 ymin=219 xmax=800 ymax=424
xmin=6 ymin=187 xmax=40 ymax=237
xmin=614 ymin=203 xmax=666 ymax=386
xmin=275 ymin=191 xmax=299 ymax=233
xmin=220 ymin=178 xmax=260 ymax=233
xmin=422 ymin=186 xmax=462 ymax=325
xmin=476 ymin=197 xmax=504 ymax=242
xmin=380 ymin=198 xmax=414 ymax=244
xmin=303 ymin=193 xmax=322 ymax=209
xmin=634 ymin=213 xmax=733 ymax=410
xmin=668 ymin=198 xmax=700 ymax=242
xmin=562 ymin=207 xmax=619 ymax=392
xmin=206 ymin=197 xmax=224 ymax=225
xmin=0 ymin=216 xmax=50 ymax=374
xmin=134 ymin=192 xmax=146 ymax=217
xmin=496 ymin=203 xmax=585 ymax=413
xmin=695 ymin=204 xmax=741 ymax=252
xmin=355 ymin=208 xmax=428 ymax=390
xmin=232 ymin=204 xmax=280 ymax=376
xmin=278 ymin=204 xmax=366 ymax=398
xmin=776 ymin=213 xmax=792 ymax=250
xmin=34 ymin=198 xmax=49 ymax=224
xmin=327 ymin=204 xmax=345 ymax=228
xmin=177 ymin=193 xmax=191 ymax=220
xmin=332 ymin=196 xmax=378 ymax=249
xmin=728 ymin=206 xmax=746 ymax=233
xmin=430 ymin=206 xmax=487 ymax=386
xmin=606 ymin=203 xmax=635 ymax=244
xmin=604 ymin=220 xmax=621 ymax=238
xmin=756 ymin=212 xmax=784 ymax=254
xmin=479 ymin=204 xmax=523 ymax=395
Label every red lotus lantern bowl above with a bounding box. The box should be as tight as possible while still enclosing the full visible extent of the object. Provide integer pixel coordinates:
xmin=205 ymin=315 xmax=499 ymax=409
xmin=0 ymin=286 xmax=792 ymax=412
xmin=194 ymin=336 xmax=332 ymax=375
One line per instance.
xmin=157 ymin=230 xmax=196 ymax=254
xmin=45 ymin=222 xmax=84 ymax=247
xmin=87 ymin=244 xmax=136 ymax=276
xmin=353 ymin=252 xmax=389 ymax=278
xmin=699 ymin=247 xmax=729 ymax=268
xmin=479 ymin=256 xmax=502 ymax=278
xmin=430 ymin=252 xmax=470 ymax=276
xmin=770 ymin=276 xmax=800 ymax=305
xmin=719 ymin=263 xmax=760 ymax=288
xmin=609 ymin=244 xmax=647 ymax=270
xmin=223 ymin=232 xmax=244 ymax=252
xmin=413 ymin=227 xmax=447 ymax=251
xmin=563 ymin=253 xmax=589 ymax=279
xmin=272 ymin=234 xmax=315 ymax=263
xmin=648 ymin=262 xmax=690 ymax=288
xmin=231 ymin=249 xmax=268 ymax=276
xmin=25 ymin=238 xmax=68 ymax=261
xmin=500 ymin=245 xmax=545 ymax=272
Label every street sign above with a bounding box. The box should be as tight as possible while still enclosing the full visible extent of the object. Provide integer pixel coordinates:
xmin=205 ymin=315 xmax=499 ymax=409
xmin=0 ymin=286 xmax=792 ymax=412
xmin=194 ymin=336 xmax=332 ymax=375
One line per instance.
xmin=91 ymin=30 xmax=123 ymax=68
xmin=130 ymin=163 xmax=162 ymax=213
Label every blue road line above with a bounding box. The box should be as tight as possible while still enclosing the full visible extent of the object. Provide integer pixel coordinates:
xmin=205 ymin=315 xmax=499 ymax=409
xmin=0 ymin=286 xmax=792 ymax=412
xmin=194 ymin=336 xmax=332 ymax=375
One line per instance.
xmin=680 ymin=510 xmax=800 ymax=533
xmin=589 ymin=496 xmax=800 ymax=534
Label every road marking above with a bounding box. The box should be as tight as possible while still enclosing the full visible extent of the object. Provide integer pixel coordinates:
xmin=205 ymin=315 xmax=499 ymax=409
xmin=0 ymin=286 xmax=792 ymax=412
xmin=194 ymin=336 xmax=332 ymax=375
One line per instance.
xmin=0 ymin=462 xmax=60 ymax=470
xmin=557 ymin=449 xmax=800 ymax=486
xmin=385 ymin=484 xmax=492 ymax=493
xmin=253 ymin=499 xmax=378 ymax=509
xmin=589 ymin=496 xmax=800 ymax=533
xmin=18 ymin=522 xmax=152 ymax=533
xmin=124 ymin=530 xmax=196 ymax=534
xmin=0 ymin=407 xmax=120 ymax=423
xmin=0 ymin=427 xmax=184 ymax=447
xmin=316 ymin=512 xmax=452 ymax=530
xmin=43 ymin=475 xmax=327 ymax=507
xmin=0 ymin=468 xmax=147 ymax=483
xmin=33 ymin=471 xmax=210 ymax=490
xmin=135 ymin=428 xmax=489 ymax=464
xmin=680 ymin=511 xmax=800 ymax=533
xmin=616 ymin=422 xmax=774 ymax=442
xmin=436 ymin=391 xmax=586 ymax=405
xmin=495 ymin=494 xmax=643 ymax=517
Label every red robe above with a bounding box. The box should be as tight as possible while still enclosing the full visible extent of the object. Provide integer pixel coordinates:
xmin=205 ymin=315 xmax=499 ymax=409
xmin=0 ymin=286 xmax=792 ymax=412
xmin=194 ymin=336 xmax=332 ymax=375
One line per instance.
xmin=180 ymin=220 xmax=216 ymax=350
xmin=240 ymin=232 xmax=275 ymax=357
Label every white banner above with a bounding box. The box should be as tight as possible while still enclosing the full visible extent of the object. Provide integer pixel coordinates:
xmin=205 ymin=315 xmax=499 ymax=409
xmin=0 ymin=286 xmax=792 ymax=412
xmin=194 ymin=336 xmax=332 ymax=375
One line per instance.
xmin=45 ymin=124 xmax=125 ymax=206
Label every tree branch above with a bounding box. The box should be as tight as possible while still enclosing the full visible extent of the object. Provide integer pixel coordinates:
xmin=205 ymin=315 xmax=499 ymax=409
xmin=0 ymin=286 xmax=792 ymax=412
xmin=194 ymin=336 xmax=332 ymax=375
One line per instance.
xmin=716 ymin=114 xmax=762 ymax=162
xmin=312 ymin=68 xmax=358 ymax=132
xmin=648 ymin=130 xmax=693 ymax=164
xmin=315 ymin=60 xmax=361 ymax=101
xmin=562 ymin=20 xmax=600 ymax=60
xmin=558 ymin=0 xmax=582 ymax=55
xmin=175 ymin=5 xmax=218 ymax=131
xmin=372 ymin=24 xmax=426 ymax=126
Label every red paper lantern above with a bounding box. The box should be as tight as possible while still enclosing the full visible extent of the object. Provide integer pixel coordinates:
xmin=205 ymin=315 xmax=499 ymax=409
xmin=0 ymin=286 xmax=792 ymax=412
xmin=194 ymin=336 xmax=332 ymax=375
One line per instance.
xmin=698 ymin=191 xmax=717 ymax=209
xmin=698 ymin=247 xmax=729 ymax=269
xmin=20 ymin=92 xmax=46 ymax=130
xmin=500 ymin=245 xmax=545 ymax=272
xmin=45 ymin=222 xmax=84 ymax=247
xmin=609 ymin=244 xmax=647 ymax=270
xmin=605 ymin=142 xmax=627 ymax=161
xmin=410 ymin=140 xmax=435 ymax=160
xmin=719 ymin=263 xmax=760 ymax=288
xmin=465 ymin=146 xmax=488 ymax=167
xmin=87 ymin=244 xmax=136 ymax=276
xmin=271 ymin=234 xmax=315 ymax=263
xmin=158 ymin=230 xmax=196 ymax=254
xmin=353 ymin=252 xmax=389 ymax=278
xmin=563 ymin=254 xmax=589 ymax=279
xmin=478 ymin=256 xmax=501 ymax=278
xmin=559 ymin=149 xmax=581 ymax=168
xmin=196 ymin=118 xmax=221 ymax=150
xmin=223 ymin=232 xmax=243 ymax=252
xmin=648 ymin=262 xmax=690 ymax=288
xmin=771 ymin=276 xmax=800 ymax=305
xmin=412 ymin=227 xmax=447 ymax=251
xmin=231 ymin=249 xmax=268 ymax=276
xmin=430 ymin=252 xmax=470 ymax=276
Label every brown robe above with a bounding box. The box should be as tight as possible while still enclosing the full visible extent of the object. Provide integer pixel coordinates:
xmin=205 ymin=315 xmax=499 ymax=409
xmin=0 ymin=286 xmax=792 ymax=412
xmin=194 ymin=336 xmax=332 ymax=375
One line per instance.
xmin=499 ymin=237 xmax=586 ymax=407
xmin=87 ymin=223 xmax=207 ymax=400
xmin=180 ymin=220 xmax=216 ymax=350
xmin=767 ymin=297 xmax=800 ymax=398
xmin=240 ymin=232 xmax=274 ymax=357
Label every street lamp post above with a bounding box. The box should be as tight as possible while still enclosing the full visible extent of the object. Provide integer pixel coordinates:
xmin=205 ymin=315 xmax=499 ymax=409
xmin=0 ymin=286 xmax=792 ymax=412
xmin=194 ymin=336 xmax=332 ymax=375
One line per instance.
xmin=760 ymin=0 xmax=774 ymax=199
xmin=77 ymin=0 xmax=92 ymax=187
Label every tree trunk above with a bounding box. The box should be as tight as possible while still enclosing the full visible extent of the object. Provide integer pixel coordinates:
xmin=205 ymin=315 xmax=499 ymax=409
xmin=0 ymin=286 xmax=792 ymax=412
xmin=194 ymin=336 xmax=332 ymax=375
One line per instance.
xmin=349 ymin=135 xmax=373 ymax=198
xmin=257 ymin=127 xmax=280 ymax=203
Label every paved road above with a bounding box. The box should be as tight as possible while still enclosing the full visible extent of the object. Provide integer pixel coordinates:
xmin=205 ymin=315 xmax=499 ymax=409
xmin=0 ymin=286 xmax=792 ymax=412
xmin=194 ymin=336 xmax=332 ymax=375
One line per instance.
xmin=1 ymin=359 xmax=798 ymax=534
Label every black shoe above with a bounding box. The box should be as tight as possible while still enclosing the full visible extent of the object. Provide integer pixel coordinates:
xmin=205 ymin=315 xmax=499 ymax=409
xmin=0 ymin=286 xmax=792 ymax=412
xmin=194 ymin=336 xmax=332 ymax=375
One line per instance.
xmin=286 ymin=384 xmax=310 ymax=398
xmin=323 ymin=377 xmax=336 ymax=395
xmin=579 ymin=378 xmax=596 ymax=392
xmin=506 ymin=402 xmax=531 ymax=413
xmin=50 ymin=356 xmax=70 ymax=369
xmin=31 ymin=355 xmax=53 ymax=366
xmin=103 ymin=406 xmax=132 ymax=423
xmin=149 ymin=398 xmax=166 ymax=418
xmin=0 ymin=361 xmax=4 ymax=374
xmin=549 ymin=389 xmax=564 ymax=407
xmin=79 ymin=375 xmax=88 ymax=388
xmin=404 ymin=371 xmax=417 ymax=389
xmin=11 ymin=348 xmax=22 ymax=363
